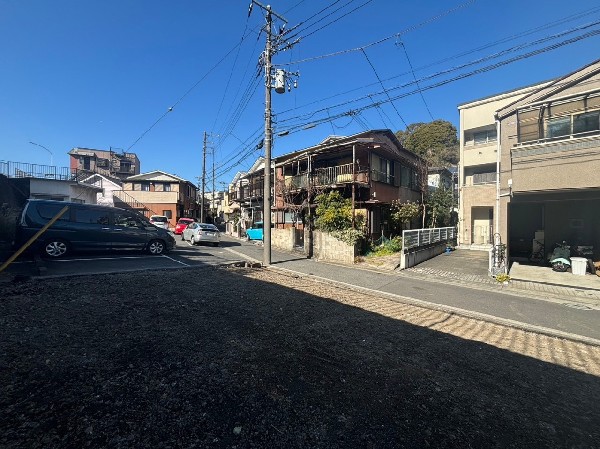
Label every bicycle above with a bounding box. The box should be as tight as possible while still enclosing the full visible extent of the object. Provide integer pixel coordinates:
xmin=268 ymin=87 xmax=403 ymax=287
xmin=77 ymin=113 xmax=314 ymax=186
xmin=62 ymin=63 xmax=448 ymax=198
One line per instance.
xmin=528 ymin=239 xmax=545 ymax=264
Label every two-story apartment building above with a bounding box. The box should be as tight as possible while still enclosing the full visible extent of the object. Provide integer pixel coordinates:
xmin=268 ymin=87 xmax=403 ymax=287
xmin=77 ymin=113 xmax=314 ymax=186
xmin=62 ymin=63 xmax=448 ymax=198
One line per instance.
xmin=118 ymin=171 xmax=199 ymax=227
xmin=274 ymin=130 xmax=425 ymax=240
xmin=459 ymin=58 xmax=600 ymax=260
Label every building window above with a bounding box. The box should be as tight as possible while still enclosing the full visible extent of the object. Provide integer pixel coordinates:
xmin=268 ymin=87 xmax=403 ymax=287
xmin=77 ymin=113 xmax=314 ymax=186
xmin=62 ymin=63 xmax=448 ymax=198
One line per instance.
xmin=164 ymin=183 xmax=171 ymax=192
xmin=120 ymin=162 xmax=131 ymax=173
xmin=141 ymin=183 xmax=150 ymax=191
xmin=473 ymin=129 xmax=497 ymax=144
xmin=573 ymin=110 xmax=600 ymax=135
xmin=546 ymin=117 xmax=571 ymax=139
xmin=163 ymin=210 xmax=172 ymax=219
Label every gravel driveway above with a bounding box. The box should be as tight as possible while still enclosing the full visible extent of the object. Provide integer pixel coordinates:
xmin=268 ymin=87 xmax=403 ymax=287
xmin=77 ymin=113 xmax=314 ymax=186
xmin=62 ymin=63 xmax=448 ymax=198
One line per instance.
xmin=1 ymin=266 xmax=599 ymax=448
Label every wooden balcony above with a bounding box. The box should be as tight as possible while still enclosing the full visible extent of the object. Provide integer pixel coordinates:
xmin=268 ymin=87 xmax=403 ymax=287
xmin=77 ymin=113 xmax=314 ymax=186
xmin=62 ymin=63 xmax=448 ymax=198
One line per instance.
xmin=283 ymin=163 xmax=369 ymax=191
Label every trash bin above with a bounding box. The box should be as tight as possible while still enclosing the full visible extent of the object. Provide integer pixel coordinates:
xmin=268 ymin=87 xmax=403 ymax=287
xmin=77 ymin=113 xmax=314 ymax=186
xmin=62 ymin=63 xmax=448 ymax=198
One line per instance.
xmin=570 ymin=257 xmax=587 ymax=275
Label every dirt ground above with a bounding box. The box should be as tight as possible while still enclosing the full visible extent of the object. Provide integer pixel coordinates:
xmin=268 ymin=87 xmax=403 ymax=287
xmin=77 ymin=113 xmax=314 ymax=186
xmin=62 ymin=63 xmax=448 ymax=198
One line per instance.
xmin=1 ymin=266 xmax=599 ymax=448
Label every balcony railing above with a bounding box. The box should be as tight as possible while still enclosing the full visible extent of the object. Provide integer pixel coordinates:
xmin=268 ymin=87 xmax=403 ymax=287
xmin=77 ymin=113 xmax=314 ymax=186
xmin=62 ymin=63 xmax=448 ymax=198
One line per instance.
xmin=1 ymin=160 xmax=76 ymax=181
xmin=472 ymin=172 xmax=497 ymax=185
xmin=283 ymin=164 xmax=369 ymax=191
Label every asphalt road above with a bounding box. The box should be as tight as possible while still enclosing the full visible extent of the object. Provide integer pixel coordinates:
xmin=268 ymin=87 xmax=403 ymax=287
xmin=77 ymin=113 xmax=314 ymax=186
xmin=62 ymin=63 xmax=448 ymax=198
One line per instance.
xmin=224 ymin=237 xmax=600 ymax=343
xmin=2 ymin=234 xmax=599 ymax=342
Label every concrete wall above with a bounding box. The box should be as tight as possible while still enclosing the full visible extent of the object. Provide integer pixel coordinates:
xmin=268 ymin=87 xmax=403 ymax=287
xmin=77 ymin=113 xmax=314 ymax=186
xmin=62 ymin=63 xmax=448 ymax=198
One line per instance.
xmin=272 ymin=227 xmax=295 ymax=252
xmin=311 ymin=230 xmax=357 ymax=264
xmin=399 ymin=242 xmax=447 ymax=269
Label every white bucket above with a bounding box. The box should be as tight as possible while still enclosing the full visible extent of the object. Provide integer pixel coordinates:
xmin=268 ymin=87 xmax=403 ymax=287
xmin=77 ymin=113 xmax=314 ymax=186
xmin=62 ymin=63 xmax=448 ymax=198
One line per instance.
xmin=570 ymin=257 xmax=587 ymax=276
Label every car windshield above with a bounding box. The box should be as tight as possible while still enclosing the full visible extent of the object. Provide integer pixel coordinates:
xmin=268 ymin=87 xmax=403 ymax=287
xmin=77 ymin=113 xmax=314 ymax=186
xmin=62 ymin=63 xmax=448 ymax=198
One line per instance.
xmin=151 ymin=216 xmax=168 ymax=223
xmin=178 ymin=219 xmax=193 ymax=224
xmin=199 ymin=224 xmax=218 ymax=231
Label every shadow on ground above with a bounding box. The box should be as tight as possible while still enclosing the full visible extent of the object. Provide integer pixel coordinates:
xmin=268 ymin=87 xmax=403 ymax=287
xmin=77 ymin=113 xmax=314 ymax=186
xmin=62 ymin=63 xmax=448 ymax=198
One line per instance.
xmin=0 ymin=267 xmax=598 ymax=448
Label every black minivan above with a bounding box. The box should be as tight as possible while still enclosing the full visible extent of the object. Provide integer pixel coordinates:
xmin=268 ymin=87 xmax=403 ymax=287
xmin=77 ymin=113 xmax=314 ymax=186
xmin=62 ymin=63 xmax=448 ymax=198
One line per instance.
xmin=16 ymin=200 xmax=176 ymax=258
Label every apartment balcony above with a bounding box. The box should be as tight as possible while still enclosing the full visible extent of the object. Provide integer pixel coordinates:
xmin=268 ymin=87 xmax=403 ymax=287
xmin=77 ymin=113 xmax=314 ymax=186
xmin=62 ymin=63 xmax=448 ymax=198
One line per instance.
xmin=511 ymin=135 xmax=600 ymax=192
xmin=283 ymin=163 xmax=369 ymax=191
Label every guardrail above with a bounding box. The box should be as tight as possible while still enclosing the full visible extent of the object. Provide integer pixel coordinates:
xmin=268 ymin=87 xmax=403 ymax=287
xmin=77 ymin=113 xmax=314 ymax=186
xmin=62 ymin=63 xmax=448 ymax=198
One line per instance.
xmin=402 ymin=227 xmax=456 ymax=251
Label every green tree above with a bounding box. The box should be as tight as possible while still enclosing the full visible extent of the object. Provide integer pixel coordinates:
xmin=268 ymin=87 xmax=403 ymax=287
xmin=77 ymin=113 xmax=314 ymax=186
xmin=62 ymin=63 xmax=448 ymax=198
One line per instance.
xmin=395 ymin=120 xmax=458 ymax=167
xmin=314 ymin=191 xmax=352 ymax=232
xmin=389 ymin=200 xmax=422 ymax=234
xmin=426 ymin=187 xmax=453 ymax=228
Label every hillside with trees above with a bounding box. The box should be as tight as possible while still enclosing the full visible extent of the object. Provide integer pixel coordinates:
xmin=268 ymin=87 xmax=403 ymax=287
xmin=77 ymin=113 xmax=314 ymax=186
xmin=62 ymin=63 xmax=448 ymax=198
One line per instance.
xmin=395 ymin=120 xmax=459 ymax=168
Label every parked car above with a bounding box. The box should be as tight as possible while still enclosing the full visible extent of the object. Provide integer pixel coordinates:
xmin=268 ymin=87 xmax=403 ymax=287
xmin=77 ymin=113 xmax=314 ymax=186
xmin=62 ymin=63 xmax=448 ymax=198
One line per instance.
xmin=174 ymin=217 xmax=195 ymax=235
xmin=182 ymin=222 xmax=220 ymax=246
xmin=16 ymin=200 xmax=176 ymax=258
xmin=245 ymin=222 xmax=264 ymax=241
xmin=149 ymin=215 xmax=170 ymax=230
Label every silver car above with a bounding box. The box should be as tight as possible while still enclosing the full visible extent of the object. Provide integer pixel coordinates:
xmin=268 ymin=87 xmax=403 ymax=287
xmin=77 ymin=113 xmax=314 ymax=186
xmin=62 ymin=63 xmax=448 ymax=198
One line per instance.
xmin=182 ymin=222 xmax=221 ymax=247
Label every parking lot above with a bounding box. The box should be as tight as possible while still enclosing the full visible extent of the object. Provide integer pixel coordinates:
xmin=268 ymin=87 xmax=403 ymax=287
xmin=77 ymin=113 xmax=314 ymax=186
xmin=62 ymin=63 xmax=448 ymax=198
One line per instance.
xmin=1 ymin=235 xmax=253 ymax=279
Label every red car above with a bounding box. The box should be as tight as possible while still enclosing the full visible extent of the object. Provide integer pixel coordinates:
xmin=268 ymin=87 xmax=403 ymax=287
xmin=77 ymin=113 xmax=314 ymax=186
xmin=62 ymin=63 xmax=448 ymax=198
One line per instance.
xmin=174 ymin=218 xmax=195 ymax=235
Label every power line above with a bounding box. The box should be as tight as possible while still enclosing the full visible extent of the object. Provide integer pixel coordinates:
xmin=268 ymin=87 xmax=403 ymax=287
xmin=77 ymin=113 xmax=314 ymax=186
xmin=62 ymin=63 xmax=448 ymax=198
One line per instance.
xmin=275 ymin=27 xmax=600 ymax=136
xmin=279 ymin=0 xmax=478 ymax=66
xmin=360 ymin=48 xmax=408 ymax=127
xmin=398 ymin=40 xmax=434 ymax=120
xmin=276 ymin=21 xmax=600 ymax=128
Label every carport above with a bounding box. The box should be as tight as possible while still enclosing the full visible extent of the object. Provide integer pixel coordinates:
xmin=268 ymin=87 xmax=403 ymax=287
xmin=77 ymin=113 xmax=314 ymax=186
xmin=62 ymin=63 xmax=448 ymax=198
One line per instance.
xmin=508 ymin=189 xmax=600 ymax=261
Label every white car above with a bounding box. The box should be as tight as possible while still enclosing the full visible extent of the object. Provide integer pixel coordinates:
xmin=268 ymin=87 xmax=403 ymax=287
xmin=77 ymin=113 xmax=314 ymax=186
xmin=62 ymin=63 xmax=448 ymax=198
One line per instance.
xmin=182 ymin=222 xmax=221 ymax=247
xmin=149 ymin=215 xmax=169 ymax=230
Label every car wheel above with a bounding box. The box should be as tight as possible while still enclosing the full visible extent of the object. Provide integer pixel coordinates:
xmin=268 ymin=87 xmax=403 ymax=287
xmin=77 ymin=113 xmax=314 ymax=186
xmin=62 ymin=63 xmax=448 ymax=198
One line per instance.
xmin=181 ymin=233 xmax=185 ymax=241
xmin=245 ymin=234 xmax=250 ymax=241
xmin=191 ymin=235 xmax=197 ymax=245
xmin=43 ymin=239 xmax=69 ymax=258
xmin=147 ymin=239 xmax=166 ymax=255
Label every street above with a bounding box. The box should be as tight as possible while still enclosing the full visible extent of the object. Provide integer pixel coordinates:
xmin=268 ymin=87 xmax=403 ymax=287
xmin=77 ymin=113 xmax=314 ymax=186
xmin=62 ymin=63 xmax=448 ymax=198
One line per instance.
xmin=2 ymin=233 xmax=600 ymax=343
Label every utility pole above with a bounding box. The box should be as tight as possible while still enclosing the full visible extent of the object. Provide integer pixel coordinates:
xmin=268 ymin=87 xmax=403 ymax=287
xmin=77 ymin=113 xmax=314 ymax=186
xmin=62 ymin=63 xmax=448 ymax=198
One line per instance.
xmin=262 ymin=3 xmax=274 ymax=266
xmin=212 ymin=158 xmax=215 ymax=222
xmin=201 ymin=131 xmax=207 ymax=223
xmin=249 ymin=1 xmax=298 ymax=265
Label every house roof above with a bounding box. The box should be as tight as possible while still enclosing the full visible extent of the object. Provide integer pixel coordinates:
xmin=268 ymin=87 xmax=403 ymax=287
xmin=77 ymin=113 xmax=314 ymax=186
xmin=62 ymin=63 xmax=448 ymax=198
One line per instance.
xmin=495 ymin=58 xmax=600 ymax=119
xmin=125 ymin=170 xmax=190 ymax=183
xmin=274 ymin=129 xmax=423 ymax=165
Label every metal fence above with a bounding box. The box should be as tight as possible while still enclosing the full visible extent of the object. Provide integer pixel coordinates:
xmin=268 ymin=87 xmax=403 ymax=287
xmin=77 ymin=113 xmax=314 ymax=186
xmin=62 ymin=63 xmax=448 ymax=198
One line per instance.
xmin=0 ymin=160 xmax=75 ymax=181
xmin=402 ymin=227 xmax=456 ymax=251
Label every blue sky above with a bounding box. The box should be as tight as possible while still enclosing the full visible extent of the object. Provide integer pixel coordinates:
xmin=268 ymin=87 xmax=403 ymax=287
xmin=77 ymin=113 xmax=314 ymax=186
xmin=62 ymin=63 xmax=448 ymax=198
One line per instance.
xmin=2 ymin=0 xmax=600 ymax=189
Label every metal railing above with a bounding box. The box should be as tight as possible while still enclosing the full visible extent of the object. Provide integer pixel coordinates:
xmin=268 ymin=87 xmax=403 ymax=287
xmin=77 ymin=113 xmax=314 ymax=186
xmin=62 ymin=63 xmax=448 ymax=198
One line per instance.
xmin=112 ymin=190 xmax=157 ymax=218
xmin=402 ymin=227 xmax=456 ymax=251
xmin=472 ymin=172 xmax=496 ymax=185
xmin=0 ymin=160 xmax=75 ymax=181
xmin=283 ymin=164 xmax=369 ymax=190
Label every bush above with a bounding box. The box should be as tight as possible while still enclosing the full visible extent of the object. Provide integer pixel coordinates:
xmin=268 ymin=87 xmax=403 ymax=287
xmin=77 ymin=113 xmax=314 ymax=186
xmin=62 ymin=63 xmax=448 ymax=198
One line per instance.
xmin=369 ymin=236 xmax=403 ymax=257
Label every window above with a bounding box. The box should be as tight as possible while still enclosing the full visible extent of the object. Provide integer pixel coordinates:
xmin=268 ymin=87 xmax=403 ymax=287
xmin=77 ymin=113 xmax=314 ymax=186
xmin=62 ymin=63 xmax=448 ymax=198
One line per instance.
xmin=163 ymin=210 xmax=172 ymax=219
xmin=141 ymin=183 xmax=150 ymax=191
xmin=473 ymin=129 xmax=497 ymax=144
xmin=573 ymin=111 xmax=600 ymax=135
xmin=164 ymin=183 xmax=171 ymax=192
xmin=546 ymin=117 xmax=571 ymax=139
xmin=114 ymin=212 xmax=145 ymax=228
xmin=37 ymin=204 xmax=70 ymax=221
xmin=74 ymin=209 xmax=110 ymax=225
xmin=400 ymin=166 xmax=410 ymax=187
xmin=120 ymin=162 xmax=131 ymax=173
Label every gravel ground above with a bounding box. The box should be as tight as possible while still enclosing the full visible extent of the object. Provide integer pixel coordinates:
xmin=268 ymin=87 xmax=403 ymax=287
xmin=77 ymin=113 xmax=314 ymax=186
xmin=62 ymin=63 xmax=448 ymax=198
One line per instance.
xmin=1 ymin=266 xmax=599 ymax=448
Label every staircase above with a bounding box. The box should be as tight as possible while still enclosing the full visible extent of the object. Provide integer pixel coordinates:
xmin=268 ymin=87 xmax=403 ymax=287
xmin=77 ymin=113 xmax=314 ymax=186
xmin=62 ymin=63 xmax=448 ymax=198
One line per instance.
xmin=112 ymin=190 xmax=159 ymax=218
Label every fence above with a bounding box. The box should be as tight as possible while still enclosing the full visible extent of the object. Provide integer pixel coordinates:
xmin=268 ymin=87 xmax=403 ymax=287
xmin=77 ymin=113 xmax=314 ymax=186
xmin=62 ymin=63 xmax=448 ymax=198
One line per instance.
xmin=402 ymin=227 xmax=456 ymax=251
xmin=0 ymin=160 xmax=75 ymax=181
xmin=399 ymin=227 xmax=457 ymax=270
